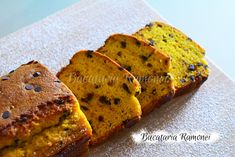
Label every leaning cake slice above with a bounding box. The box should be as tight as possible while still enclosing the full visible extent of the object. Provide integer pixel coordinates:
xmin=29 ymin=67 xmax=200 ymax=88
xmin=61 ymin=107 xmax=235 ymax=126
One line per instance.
xmin=134 ymin=22 xmax=209 ymax=96
xmin=97 ymin=34 xmax=175 ymax=115
xmin=0 ymin=61 xmax=92 ymax=157
xmin=57 ymin=50 xmax=142 ymax=145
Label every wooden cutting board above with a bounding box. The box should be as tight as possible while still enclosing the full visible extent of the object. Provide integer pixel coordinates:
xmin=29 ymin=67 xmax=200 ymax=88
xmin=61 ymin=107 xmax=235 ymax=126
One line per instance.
xmin=0 ymin=0 xmax=234 ymax=156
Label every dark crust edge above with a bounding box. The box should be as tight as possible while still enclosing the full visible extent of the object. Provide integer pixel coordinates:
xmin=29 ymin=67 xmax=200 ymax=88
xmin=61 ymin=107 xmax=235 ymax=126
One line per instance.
xmin=55 ymin=136 xmax=91 ymax=157
xmin=174 ymin=75 xmax=208 ymax=97
xmin=89 ymin=116 xmax=141 ymax=146
xmin=141 ymin=89 xmax=175 ymax=116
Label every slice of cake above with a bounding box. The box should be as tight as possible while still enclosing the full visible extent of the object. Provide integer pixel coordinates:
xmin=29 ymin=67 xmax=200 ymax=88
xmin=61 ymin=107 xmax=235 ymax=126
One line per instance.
xmin=134 ymin=22 xmax=209 ymax=96
xmin=0 ymin=61 xmax=92 ymax=157
xmin=97 ymin=34 xmax=175 ymax=115
xmin=57 ymin=50 xmax=142 ymax=145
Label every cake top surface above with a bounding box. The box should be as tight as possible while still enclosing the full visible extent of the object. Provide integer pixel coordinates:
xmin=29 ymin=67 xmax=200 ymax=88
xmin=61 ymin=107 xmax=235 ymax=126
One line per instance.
xmin=0 ymin=61 xmax=73 ymax=129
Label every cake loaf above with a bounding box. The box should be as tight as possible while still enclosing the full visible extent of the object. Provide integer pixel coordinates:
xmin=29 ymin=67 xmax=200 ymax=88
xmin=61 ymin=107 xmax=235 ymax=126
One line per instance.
xmin=57 ymin=50 xmax=142 ymax=145
xmin=134 ymin=22 xmax=209 ymax=96
xmin=0 ymin=61 xmax=92 ymax=157
xmin=97 ymin=34 xmax=175 ymax=114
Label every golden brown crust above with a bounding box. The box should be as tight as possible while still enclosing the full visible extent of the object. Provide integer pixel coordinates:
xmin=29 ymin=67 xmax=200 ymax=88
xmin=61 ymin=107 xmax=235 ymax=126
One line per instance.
xmin=0 ymin=61 xmax=77 ymax=149
xmin=55 ymin=136 xmax=91 ymax=157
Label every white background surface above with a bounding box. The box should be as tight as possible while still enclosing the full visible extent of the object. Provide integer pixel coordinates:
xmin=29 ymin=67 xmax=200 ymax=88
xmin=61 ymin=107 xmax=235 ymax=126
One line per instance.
xmin=0 ymin=0 xmax=235 ymax=80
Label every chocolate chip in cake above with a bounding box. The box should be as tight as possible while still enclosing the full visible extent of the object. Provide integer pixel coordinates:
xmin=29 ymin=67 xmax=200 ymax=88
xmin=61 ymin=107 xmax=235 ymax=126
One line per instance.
xmin=140 ymin=55 xmax=148 ymax=62
xmin=187 ymin=37 xmax=192 ymax=41
xmin=125 ymin=66 xmax=132 ymax=72
xmin=34 ymin=86 xmax=42 ymax=92
xmin=107 ymin=80 xmax=115 ymax=86
xmin=81 ymin=106 xmax=89 ymax=111
xmin=9 ymin=70 xmax=15 ymax=74
xmin=189 ymin=75 xmax=195 ymax=82
xmin=122 ymin=83 xmax=131 ymax=94
xmin=136 ymin=40 xmax=141 ymax=46
xmin=197 ymin=62 xmax=203 ymax=66
xmin=141 ymin=88 xmax=146 ymax=93
xmin=148 ymin=39 xmax=155 ymax=46
xmin=54 ymin=80 xmax=61 ymax=83
xmin=114 ymin=98 xmax=121 ymax=105
xmin=163 ymin=39 xmax=167 ymax=43
xmin=157 ymin=24 xmax=163 ymax=27
xmin=145 ymin=22 xmax=153 ymax=27
xmin=180 ymin=78 xmax=186 ymax=83
xmin=87 ymin=50 xmax=93 ymax=58
xmin=1 ymin=76 xmax=10 ymax=81
xmin=81 ymin=93 xmax=94 ymax=103
xmin=117 ymin=51 xmax=122 ymax=56
xmin=204 ymin=65 xmax=209 ymax=69
xmin=99 ymin=96 xmax=111 ymax=105
xmin=188 ymin=64 xmax=195 ymax=71
xmin=94 ymin=84 xmax=101 ymax=89
xmin=147 ymin=63 xmax=152 ymax=67
xmin=54 ymin=99 xmax=65 ymax=105
xmin=25 ymin=84 xmax=34 ymax=90
xmin=19 ymin=115 xmax=28 ymax=123
xmin=2 ymin=111 xmax=10 ymax=119
xmin=120 ymin=41 xmax=126 ymax=48
xmin=152 ymin=89 xmax=157 ymax=95
xmin=135 ymin=90 xmax=140 ymax=96
xmin=169 ymin=34 xmax=174 ymax=38
xmin=98 ymin=116 xmax=104 ymax=122
xmin=33 ymin=72 xmax=41 ymax=77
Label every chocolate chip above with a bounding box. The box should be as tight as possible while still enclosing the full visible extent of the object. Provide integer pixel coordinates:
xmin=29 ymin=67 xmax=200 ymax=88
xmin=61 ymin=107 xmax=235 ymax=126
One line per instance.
xmin=189 ymin=75 xmax=195 ymax=82
xmin=118 ymin=66 xmax=125 ymax=71
xmin=204 ymin=65 xmax=209 ymax=69
xmin=117 ymin=51 xmax=122 ymax=56
xmin=125 ymin=66 xmax=132 ymax=72
xmin=114 ymin=98 xmax=121 ymax=105
xmin=33 ymin=72 xmax=41 ymax=77
xmin=34 ymin=86 xmax=42 ymax=92
xmin=120 ymin=41 xmax=126 ymax=48
xmin=94 ymin=84 xmax=101 ymax=89
xmin=163 ymin=39 xmax=167 ymax=42
xmin=107 ymin=80 xmax=115 ymax=86
xmin=25 ymin=84 xmax=34 ymax=90
xmin=136 ymin=40 xmax=141 ymax=46
xmin=180 ymin=78 xmax=186 ymax=83
xmin=54 ymin=99 xmax=65 ymax=105
xmin=9 ymin=70 xmax=15 ymax=74
xmin=145 ymin=23 xmax=153 ymax=27
xmin=99 ymin=96 xmax=111 ymax=105
xmin=81 ymin=93 xmax=94 ymax=103
xmin=149 ymin=39 xmax=155 ymax=46
xmin=188 ymin=64 xmax=195 ymax=71
xmin=54 ymin=80 xmax=61 ymax=83
xmin=1 ymin=76 xmax=10 ymax=81
xmin=98 ymin=116 xmax=104 ymax=122
xmin=169 ymin=34 xmax=174 ymax=38
xmin=64 ymin=128 xmax=69 ymax=131
xmin=81 ymin=106 xmax=89 ymax=111
xmin=152 ymin=89 xmax=157 ymax=95
xmin=87 ymin=50 xmax=93 ymax=58
xmin=135 ymin=90 xmax=140 ymax=96
xmin=140 ymin=55 xmax=148 ymax=62
xmin=197 ymin=62 xmax=203 ymax=66
xmin=147 ymin=63 xmax=152 ymax=67
xmin=2 ymin=111 xmax=10 ymax=119
xmin=19 ymin=115 xmax=28 ymax=123
xmin=122 ymin=83 xmax=131 ymax=94
xmin=187 ymin=37 xmax=192 ymax=41
xmin=157 ymin=24 xmax=162 ymax=27
xmin=141 ymin=88 xmax=146 ymax=92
